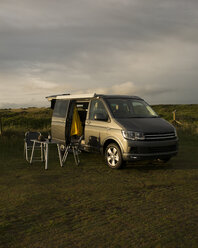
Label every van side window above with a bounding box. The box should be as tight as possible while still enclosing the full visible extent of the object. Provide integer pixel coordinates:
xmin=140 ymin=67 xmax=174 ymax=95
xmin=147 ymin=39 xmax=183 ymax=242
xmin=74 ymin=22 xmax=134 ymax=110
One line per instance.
xmin=53 ymin=100 xmax=69 ymax=118
xmin=89 ymin=99 xmax=109 ymax=121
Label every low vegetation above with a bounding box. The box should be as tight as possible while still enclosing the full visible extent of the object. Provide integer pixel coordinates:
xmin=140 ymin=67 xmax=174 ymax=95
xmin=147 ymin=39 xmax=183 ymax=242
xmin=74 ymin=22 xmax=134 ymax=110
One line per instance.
xmin=0 ymin=107 xmax=52 ymax=135
xmin=0 ymin=105 xmax=198 ymax=248
xmin=152 ymin=104 xmax=198 ymax=133
xmin=0 ymin=105 xmax=198 ymax=136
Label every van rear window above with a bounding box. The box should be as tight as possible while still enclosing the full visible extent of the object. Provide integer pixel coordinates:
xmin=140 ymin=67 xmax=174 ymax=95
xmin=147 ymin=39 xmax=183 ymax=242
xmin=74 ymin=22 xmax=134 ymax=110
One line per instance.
xmin=53 ymin=100 xmax=69 ymax=118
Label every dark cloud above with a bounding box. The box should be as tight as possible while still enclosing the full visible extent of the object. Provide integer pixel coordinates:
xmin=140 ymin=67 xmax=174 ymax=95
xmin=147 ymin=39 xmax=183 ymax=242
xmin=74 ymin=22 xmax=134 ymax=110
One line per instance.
xmin=0 ymin=0 xmax=198 ymax=107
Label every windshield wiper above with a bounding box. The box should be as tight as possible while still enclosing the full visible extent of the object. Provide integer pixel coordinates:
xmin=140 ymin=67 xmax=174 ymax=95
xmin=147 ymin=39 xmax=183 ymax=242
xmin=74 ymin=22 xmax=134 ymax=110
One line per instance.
xmin=128 ymin=116 xmax=147 ymax=118
xmin=129 ymin=116 xmax=159 ymax=118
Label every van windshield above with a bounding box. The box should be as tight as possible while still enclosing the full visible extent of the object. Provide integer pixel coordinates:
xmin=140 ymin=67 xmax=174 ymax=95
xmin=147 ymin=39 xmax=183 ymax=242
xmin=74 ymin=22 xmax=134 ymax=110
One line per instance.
xmin=106 ymin=98 xmax=158 ymax=118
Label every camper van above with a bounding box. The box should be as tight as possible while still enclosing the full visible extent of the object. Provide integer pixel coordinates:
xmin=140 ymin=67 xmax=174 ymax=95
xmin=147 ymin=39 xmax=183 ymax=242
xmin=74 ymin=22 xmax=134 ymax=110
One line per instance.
xmin=46 ymin=93 xmax=178 ymax=169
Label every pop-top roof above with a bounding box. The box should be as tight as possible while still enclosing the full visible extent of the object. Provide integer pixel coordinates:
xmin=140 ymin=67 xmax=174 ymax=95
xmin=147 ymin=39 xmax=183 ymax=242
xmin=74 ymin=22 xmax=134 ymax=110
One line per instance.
xmin=46 ymin=93 xmax=96 ymax=101
xmin=46 ymin=93 xmax=141 ymax=101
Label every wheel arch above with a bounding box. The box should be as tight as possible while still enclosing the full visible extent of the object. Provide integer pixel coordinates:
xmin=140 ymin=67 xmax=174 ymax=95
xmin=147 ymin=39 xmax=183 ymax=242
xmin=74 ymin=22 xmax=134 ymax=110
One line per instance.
xmin=102 ymin=138 xmax=123 ymax=155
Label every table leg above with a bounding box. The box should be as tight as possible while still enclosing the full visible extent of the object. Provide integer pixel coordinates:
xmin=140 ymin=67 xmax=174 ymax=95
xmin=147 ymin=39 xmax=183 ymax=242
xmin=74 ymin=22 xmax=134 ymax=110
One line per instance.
xmin=41 ymin=143 xmax=44 ymax=161
xmin=45 ymin=143 xmax=49 ymax=170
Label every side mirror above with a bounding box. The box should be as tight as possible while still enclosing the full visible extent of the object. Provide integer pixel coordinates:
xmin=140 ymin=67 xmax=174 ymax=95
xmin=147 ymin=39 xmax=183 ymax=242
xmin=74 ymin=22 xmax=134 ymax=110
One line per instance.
xmin=94 ymin=113 xmax=108 ymax=121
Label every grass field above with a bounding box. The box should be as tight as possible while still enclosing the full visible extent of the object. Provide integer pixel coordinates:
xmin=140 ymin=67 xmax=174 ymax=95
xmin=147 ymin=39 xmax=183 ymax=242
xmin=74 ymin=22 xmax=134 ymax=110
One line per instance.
xmin=0 ymin=106 xmax=198 ymax=248
xmin=0 ymin=129 xmax=198 ymax=248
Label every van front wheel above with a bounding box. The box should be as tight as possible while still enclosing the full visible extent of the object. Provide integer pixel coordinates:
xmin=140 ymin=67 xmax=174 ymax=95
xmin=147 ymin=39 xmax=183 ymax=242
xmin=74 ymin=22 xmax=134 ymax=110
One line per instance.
xmin=105 ymin=143 xmax=123 ymax=169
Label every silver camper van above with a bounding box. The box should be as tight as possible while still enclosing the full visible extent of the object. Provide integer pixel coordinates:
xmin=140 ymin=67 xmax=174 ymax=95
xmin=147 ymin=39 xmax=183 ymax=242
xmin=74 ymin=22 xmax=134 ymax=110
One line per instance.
xmin=47 ymin=93 xmax=178 ymax=169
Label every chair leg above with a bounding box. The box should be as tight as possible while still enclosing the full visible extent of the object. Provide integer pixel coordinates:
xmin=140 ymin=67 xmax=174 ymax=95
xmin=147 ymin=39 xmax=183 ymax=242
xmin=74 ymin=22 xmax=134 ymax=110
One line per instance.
xmin=57 ymin=142 xmax=81 ymax=167
xmin=73 ymin=146 xmax=80 ymax=166
xmin=30 ymin=141 xmax=35 ymax=164
xmin=25 ymin=143 xmax=29 ymax=162
xmin=57 ymin=144 xmax=69 ymax=167
xmin=57 ymin=144 xmax=64 ymax=167
xmin=76 ymin=151 xmax=80 ymax=166
xmin=62 ymin=146 xmax=69 ymax=164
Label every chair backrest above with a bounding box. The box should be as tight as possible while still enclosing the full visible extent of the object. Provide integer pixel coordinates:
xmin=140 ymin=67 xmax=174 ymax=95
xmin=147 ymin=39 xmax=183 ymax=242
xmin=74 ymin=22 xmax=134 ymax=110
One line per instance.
xmin=25 ymin=131 xmax=41 ymax=147
xmin=70 ymin=135 xmax=83 ymax=149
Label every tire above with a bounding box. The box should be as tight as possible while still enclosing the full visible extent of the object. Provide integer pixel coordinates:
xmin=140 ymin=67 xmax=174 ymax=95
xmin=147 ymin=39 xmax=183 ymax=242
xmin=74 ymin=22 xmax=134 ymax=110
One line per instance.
xmin=105 ymin=143 xmax=123 ymax=169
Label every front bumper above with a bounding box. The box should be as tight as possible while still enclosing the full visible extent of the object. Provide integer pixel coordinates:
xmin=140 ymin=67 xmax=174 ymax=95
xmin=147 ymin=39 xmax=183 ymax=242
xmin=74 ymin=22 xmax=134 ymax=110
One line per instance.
xmin=122 ymin=138 xmax=178 ymax=161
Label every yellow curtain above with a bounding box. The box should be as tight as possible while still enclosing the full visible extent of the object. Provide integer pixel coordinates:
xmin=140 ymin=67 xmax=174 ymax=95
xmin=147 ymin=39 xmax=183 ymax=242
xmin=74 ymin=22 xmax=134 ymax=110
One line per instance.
xmin=70 ymin=106 xmax=83 ymax=136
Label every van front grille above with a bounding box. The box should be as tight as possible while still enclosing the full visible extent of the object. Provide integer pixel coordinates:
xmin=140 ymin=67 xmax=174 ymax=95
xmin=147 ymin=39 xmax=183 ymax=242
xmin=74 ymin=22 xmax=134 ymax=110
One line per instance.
xmin=144 ymin=132 xmax=176 ymax=141
xmin=131 ymin=145 xmax=177 ymax=154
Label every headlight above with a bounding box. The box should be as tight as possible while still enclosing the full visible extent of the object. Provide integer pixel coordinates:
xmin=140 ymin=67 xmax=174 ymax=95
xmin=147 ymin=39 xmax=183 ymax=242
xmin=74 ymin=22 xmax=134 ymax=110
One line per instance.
xmin=122 ymin=130 xmax=145 ymax=141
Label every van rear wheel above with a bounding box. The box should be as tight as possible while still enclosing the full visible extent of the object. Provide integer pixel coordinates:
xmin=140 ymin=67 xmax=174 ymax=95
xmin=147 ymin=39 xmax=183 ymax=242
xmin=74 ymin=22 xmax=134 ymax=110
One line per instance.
xmin=105 ymin=143 xmax=123 ymax=169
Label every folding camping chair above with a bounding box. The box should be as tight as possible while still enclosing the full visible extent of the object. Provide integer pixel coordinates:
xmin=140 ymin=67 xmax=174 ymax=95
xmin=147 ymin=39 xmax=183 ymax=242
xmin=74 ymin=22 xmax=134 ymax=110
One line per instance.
xmin=24 ymin=131 xmax=44 ymax=163
xmin=57 ymin=135 xmax=83 ymax=167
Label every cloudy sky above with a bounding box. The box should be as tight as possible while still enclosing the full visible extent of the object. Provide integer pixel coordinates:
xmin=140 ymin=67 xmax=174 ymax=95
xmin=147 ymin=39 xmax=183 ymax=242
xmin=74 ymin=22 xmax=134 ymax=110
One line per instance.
xmin=0 ymin=0 xmax=198 ymax=108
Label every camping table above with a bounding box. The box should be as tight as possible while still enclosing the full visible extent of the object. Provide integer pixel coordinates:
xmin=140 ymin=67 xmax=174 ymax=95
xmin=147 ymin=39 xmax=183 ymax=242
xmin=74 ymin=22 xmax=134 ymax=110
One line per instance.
xmin=30 ymin=139 xmax=79 ymax=170
xmin=30 ymin=139 xmax=59 ymax=170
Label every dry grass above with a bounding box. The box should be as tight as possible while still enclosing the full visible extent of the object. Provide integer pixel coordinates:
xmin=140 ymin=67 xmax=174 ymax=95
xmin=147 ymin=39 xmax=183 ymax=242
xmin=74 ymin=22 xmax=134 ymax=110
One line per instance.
xmin=0 ymin=130 xmax=198 ymax=248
